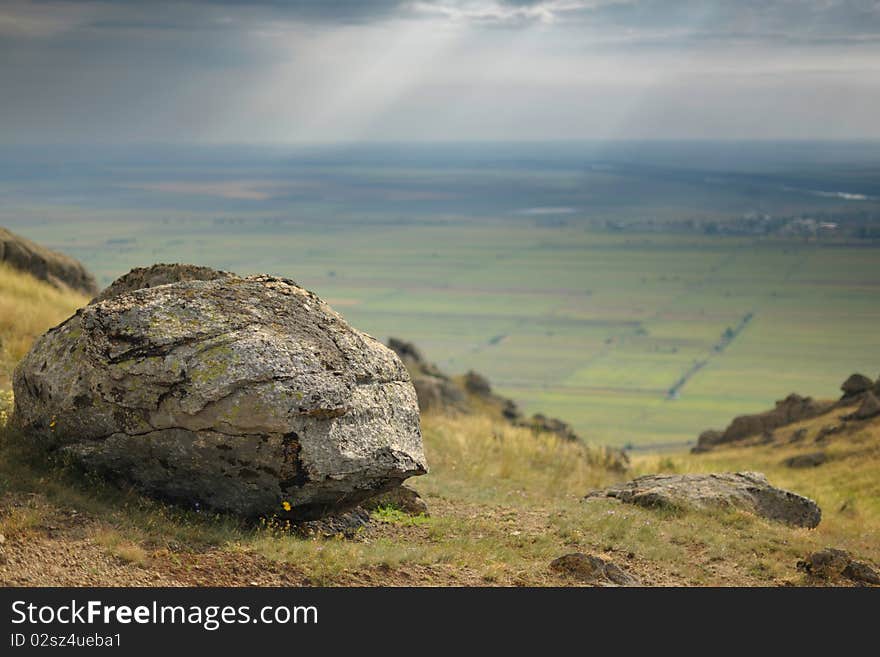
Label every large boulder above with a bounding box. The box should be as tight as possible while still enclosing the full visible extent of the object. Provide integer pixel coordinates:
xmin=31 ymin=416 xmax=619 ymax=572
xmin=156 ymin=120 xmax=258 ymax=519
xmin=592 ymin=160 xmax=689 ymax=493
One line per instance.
xmin=586 ymin=472 xmax=821 ymax=528
xmin=0 ymin=226 xmax=97 ymax=295
xmin=12 ymin=271 xmax=427 ymax=519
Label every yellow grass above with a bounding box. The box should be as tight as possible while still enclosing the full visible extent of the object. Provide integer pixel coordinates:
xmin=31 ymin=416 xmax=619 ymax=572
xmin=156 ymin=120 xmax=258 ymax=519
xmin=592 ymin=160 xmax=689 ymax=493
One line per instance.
xmin=1 ymin=262 xmax=878 ymax=586
xmin=633 ymin=409 xmax=880 ymax=565
xmin=0 ymin=261 xmax=89 ymax=387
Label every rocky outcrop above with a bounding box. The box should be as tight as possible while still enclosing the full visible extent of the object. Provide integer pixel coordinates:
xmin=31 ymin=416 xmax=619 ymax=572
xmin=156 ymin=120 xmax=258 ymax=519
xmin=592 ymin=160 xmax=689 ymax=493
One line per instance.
xmin=12 ymin=271 xmax=427 ymax=519
xmin=550 ymin=553 xmax=641 ymax=586
xmin=840 ymin=373 xmax=873 ymax=399
xmin=91 ymin=263 xmax=233 ymax=303
xmin=0 ymin=226 xmax=97 ymax=295
xmin=463 ymin=370 xmax=492 ymax=397
xmin=386 ymin=338 xmax=466 ymax=413
xmin=586 ymin=472 xmax=821 ymax=528
xmin=843 ymin=391 xmax=880 ymax=421
xmin=722 ymin=394 xmax=831 ymax=443
xmin=387 ymin=338 xmax=586 ymax=444
xmin=798 ymin=548 xmax=880 ymax=585
xmin=693 ymin=393 xmax=834 ymax=452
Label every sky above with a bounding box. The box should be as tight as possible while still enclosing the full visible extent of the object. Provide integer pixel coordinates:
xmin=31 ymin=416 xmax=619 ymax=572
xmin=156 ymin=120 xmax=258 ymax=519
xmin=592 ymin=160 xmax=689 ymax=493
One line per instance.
xmin=1 ymin=0 xmax=879 ymax=143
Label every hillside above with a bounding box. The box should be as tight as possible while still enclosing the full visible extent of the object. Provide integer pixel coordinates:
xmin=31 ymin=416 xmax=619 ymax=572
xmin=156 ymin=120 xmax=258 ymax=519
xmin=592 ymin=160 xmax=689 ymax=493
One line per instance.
xmin=1 ymin=267 xmax=878 ymax=587
xmin=0 ymin=227 xmax=97 ymax=296
xmin=0 ymin=262 xmax=90 ymax=388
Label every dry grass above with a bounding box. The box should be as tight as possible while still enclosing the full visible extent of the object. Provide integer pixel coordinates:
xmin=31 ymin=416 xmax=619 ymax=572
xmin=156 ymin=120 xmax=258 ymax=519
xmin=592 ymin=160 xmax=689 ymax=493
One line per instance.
xmin=91 ymin=528 xmax=150 ymax=566
xmin=0 ymin=265 xmax=878 ymax=586
xmin=0 ymin=262 xmax=89 ymax=387
xmin=632 ymin=408 xmax=880 ymax=567
xmin=417 ymin=411 xmax=620 ymax=504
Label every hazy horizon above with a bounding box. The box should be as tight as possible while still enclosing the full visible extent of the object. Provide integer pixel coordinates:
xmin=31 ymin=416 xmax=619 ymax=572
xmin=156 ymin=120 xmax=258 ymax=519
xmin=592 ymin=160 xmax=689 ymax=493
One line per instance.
xmin=2 ymin=1 xmax=880 ymax=144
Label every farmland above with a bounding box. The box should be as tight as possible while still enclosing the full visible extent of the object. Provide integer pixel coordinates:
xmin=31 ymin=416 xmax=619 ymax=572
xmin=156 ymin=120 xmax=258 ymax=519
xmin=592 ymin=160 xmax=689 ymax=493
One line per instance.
xmin=9 ymin=215 xmax=879 ymax=448
xmin=3 ymin=141 xmax=880 ymax=447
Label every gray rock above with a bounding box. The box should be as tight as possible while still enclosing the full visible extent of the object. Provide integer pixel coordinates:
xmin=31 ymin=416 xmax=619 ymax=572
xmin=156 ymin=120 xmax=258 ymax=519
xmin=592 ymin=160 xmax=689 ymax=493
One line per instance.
xmin=814 ymin=423 xmax=844 ymax=443
xmin=295 ymin=507 xmax=372 ymax=539
xmin=799 ymin=548 xmax=880 ymax=585
xmin=844 ymin=391 xmax=880 ymax=421
xmin=788 ymin=428 xmax=808 ymax=443
xmin=360 ymin=485 xmax=429 ymax=516
xmin=843 ymin=560 xmax=880 ymax=585
xmin=463 ymin=370 xmax=492 ymax=397
xmin=783 ymin=451 xmax=827 ymax=468
xmin=692 ymin=429 xmax=723 ymax=452
xmin=12 ymin=272 xmax=427 ymax=519
xmin=91 ymin=263 xmax=233 ymax=304
xmin=723 ymin=394 xmax=833 ymax=443
xmin=550 ymin=553 xmax=641 ymax=586
xmin=840 ymin=373 xmax=873 ymax=398
xmin=386 ymin=337 xmax=466 ymax=413
xmin=0 ymin=226 xmax=97 ymax=295
xmin=586 ymin=472 xmax=821 ymax=528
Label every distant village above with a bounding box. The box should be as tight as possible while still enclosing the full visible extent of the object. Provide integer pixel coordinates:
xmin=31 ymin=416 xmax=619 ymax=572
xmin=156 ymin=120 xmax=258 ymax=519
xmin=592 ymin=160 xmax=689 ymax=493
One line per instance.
xmin=600 ymin=210 xmax=880 ymax=239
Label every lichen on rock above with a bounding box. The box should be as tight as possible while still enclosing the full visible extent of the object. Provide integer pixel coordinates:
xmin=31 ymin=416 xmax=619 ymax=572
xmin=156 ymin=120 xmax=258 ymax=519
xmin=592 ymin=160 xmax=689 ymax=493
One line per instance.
xmin=12 ymin=270 xmax=427 ymax=519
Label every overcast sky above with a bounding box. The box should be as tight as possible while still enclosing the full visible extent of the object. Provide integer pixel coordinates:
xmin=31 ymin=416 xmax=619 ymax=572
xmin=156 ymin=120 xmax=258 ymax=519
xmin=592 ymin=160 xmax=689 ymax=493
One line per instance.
xmin=1 ymin=0 xmax=879 ymax=143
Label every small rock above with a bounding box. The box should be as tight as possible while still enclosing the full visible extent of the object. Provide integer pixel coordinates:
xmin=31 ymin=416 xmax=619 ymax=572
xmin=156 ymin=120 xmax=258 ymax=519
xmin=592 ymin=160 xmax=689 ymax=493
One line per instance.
xmin=814 ymin=424 xmax=844 ymax=443
xmin=586 ymin=472 xmax=821 ymax=528
xmin=788 ymin=428 xmax=808 ymax=443
xmin=550 ymin=553 xmax=641 ymax=586
xmin=799 ymin=548 xmax=880 ymax=585
xmin=360 ymin=485 xmax=429 ymax=516
xmin=0 ymin=534 xmax=5 ymax=544
xmin=783 ymin=451 xmax=827 ymax=468
xmin=798 ymin=548 xmax=850 ymax=578
xmin=843 ymin=560 xmax=880 ymax=585
xmin=295 ymin=507 xmax=371 ymax=539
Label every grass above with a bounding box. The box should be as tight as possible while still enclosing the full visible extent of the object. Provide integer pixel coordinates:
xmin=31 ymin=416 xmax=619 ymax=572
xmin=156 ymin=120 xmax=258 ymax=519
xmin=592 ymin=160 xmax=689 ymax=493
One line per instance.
xmin=3 ymin=398 xmax=877 ymax=586
xmin=0 ymin=262 xmax=90 ymax=387
xmin=0 ymin=256 xmax=877 ymax=586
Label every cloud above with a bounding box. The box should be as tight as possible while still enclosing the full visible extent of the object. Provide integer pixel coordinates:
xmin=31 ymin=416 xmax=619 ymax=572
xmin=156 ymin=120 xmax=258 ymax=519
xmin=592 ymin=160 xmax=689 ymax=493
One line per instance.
xmin=1 ymin=1 xmax=879 ymax=143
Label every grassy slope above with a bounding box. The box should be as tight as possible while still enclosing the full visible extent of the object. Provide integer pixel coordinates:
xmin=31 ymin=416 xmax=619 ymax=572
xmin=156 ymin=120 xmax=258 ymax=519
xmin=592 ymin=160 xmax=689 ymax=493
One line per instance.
xmin=0 ymin=262 xmax=90 ymax=388
xmin=0 ymin=269 xmax=877 ymax=586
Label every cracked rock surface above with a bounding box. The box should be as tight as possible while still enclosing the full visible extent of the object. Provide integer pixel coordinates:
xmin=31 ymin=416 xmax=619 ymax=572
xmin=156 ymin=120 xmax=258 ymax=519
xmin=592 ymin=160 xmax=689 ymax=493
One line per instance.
xmin=12 ymin=271 xmax=426 ymax=519
xmin=586 ymin=472 xmax=821 ymax=528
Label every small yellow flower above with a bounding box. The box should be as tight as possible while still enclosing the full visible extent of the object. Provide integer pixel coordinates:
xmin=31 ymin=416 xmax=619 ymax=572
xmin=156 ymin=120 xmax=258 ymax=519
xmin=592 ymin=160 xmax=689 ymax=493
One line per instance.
xmin=49 ymin=419 xmax=57 ymax=429
xmin=281 ymin=501 xmax=292 ymax=512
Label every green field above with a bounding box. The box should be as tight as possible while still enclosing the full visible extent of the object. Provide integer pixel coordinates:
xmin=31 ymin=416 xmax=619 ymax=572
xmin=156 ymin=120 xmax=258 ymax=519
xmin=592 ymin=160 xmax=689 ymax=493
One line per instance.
xmin=11 ymin=218 xmax=880 ymax=447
